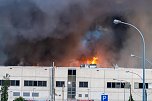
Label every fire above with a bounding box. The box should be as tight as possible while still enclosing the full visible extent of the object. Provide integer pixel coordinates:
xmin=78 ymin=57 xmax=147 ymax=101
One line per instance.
xmin=87 ymin=57 xmax=98 ymax=64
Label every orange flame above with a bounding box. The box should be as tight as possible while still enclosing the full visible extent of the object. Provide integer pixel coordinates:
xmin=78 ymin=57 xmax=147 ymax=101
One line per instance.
xmin=87 ymin=57 xmax=98 ymax=64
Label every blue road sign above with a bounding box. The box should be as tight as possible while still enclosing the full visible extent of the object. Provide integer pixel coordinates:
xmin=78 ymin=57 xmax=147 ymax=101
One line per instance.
xmin=101 ymin=95 xmax=108 ymax=101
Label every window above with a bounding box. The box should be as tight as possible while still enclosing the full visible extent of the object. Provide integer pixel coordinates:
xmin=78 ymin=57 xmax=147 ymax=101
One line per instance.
xmin=0 ymin=80 xmax=20 ymax=86
xmin=29 ymin=81 xmax=33 ymax=86
xmin=68 ymin=70 xmax=76 ymax=75
xmin=24 ymin=81 xmax=28 ymax=86
xmin=121 ymin=83 xmax=125 ymax=88
xmin=34 ymin=81 xmax=37 ymax=86
xmin=13 ymin=92 xmax=20 ymax=96
xmin=11 ymin=80 xmax=15 ymax=86
xmin=56 ymin=81 xmax=65 ymax=87
xmin=107 ymin=82 xmax=130 ymax=89
xmin=32 ymin=93 xmax=39 ymax=97
xmin=78 ymin=94 xmax=82 ymax=97
xmin=85 ymin=94 xmax=88 ymax=97
xmin=79 ymin=82 xmax=88 ymax=88
xmin=10 ymin=80 xmax=20 ymax=86
xmin=23 ymin=92 xmax=30 ymax=97
xmin=24 ymin=80 xmax=47 ymax=87
xmin=115 ymin=82 xmax=121 ymax=88
xmin=38 ymin=81 xmax=43 ymax=86
xmin=112 ymin=82 xmax=115 ymax=88
xmin=16 ymin=80 xmax=20 ymax=86
xmin=43 ymin=81 xmax=47 ymax=86
xmin=107 ymin=82 xmax=111 ymax=88
xmin=134 ymin=82 xmax=148 ymax=89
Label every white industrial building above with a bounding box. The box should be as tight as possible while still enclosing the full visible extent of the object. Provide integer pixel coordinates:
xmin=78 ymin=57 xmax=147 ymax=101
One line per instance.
xmin=0 ymin=65 xmax=152 ymax=101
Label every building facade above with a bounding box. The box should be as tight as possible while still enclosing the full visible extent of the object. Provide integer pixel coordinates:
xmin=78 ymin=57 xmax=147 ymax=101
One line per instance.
xmin=0 ymin=65 xmax=152 ymax=101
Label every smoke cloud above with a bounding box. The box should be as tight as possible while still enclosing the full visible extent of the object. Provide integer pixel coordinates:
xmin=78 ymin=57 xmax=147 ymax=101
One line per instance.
xmin=0 ymin=0 xmax=152 ymax=68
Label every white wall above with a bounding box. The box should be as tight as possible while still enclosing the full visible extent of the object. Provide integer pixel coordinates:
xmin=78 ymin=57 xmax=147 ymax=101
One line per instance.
xmin=0 ymin=66 xmax=152 ymax=101
xmin=0 ymin=66 xmax=51 ymax=101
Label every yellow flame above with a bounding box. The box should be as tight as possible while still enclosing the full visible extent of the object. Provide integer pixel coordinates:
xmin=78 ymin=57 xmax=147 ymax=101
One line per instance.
xmin=91 ymin=57 xmax=98 ymax=64
xmin=87 ymin=57 xmax=98 ymax=64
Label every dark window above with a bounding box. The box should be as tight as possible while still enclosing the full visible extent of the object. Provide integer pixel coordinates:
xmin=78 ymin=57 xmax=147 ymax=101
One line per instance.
xmin=9 ymin=80 xmax=20 ymax=86
xmin=68 ymin=70 xmax=72 ymax=75
xmin=56 ymin=81 xmax=65 ymax=87
xmin=139 ymin=83 xmax=148 ymax=89
xmin=11 ymin=80 xmax=15 ymax=86
xmin=146 ymin=83 xmax=148 ymax=88
xmin=43 ymin=81 xmax=47 ymax=86
xmin=0 ymin=80 xmax=1 ymax=86
xmin=121 ymin=83 xmax=125 ymax=88
xmin=29 ymin=81 xmax=33 ymax=86
xmin=107 ymin=82 xmax=130 ymax=89
xmin=79 ymin=82 xmax=88 ymax=88
xmin=107 ymin=82 xmax=111 ymax=88
xmin=115 ymin=82 xmax=121 ymax=88
xmin=68 ymin=88 xmax=72 ymax=92
xmin=139 ymin=83 xmax=143 ymax=88
xmin=73 ymin=70 xmax=76 ymax=75
xmin=24 ymin=80 xmax=47 ymax=87
xmin=112 ymin=82 xmax=115 ymax=88
xmin=16 ymin=80 xmax=20 ymax=86
xmin=85 ymin=94 xmax=88 ymax=97
xmin=68 ymin=70 xmax=76 ymax=75
xmin=24 ymin=81 xmax=28 ymax=86
xmin=72 ymin=95 xmax=75 ymax=98
xmin=38 ymin=81 xmax=43 ymax=86
xmin=78 ymin=94 xmax=82 ymax=97
xmin=34 ymin=81 xmax=37 ymax=86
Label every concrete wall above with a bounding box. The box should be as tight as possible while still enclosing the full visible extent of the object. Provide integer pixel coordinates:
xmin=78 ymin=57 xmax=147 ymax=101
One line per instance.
xmin=0 ymin=66 xmax=152 ymax=101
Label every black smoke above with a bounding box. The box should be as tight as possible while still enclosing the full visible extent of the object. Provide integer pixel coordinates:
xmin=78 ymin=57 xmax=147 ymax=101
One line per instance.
xmin=0 ymin=0 xmax=152 ymax=67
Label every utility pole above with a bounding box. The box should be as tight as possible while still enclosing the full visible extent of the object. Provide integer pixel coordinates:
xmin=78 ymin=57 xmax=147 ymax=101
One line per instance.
xmin=62 ymin=84 xmax=64 ymax=101
xmin=130 ymin=84 xmax=131 ymax=101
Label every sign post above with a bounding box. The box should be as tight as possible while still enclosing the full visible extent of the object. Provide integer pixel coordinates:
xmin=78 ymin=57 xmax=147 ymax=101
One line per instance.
xmin=101 ymin=95 xmax=108 ymax=101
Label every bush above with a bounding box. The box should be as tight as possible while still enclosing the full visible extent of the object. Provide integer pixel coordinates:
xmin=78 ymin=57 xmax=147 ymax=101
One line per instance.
xmin=128 ymin=94 xmax=135 ymax=101
xmin=14 ymin=96 xmax=25 ymax=101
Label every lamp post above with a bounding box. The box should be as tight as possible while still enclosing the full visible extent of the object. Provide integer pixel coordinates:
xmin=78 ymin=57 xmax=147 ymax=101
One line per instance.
xmin=126 ymin=71 xmax=147 ymax=101
xmin=113 ymin=78 xmax=131 ymax=101
xmin=113 ymin=19 xmax=146 ymax=101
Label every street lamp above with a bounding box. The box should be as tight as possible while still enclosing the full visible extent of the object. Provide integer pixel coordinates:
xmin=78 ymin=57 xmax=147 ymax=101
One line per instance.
xmin=126 ymin=71 xmax=147 ymax=101
xmin=131 ymin=54 xmax=152 ymax=66
xmin=113 ymin=78 xmax=131 ymax=101
xmin=113 ymin=19 xmax=146 ymax=101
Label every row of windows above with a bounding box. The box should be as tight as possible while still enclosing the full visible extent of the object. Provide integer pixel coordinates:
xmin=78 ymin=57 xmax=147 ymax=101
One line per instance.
xmin=24 ymin=80 xmax=47 ymax=87
xmin=78 ymin=94 xmax=88 ymax=97
xmin=56 ymin=81 xmax=88 ymax=88
xmin=134 ymin=82 xmax=148 ymax=89
xmin=0 ymin=80 xmax=47 ymax=87
xmin=107 ymin=82 xmax=150 ymax=89
xmin=107 ymin=82 xmax=130 ymax=88
xmin=13 ymin=92 xmax=39 ymax=97
xmin=79 ymin=82 xmax=88 ymax=88
xmin=56 ymin=81 xmax=150 ymax=89
xmin=0 ymin=80 xmax=20 ymax=86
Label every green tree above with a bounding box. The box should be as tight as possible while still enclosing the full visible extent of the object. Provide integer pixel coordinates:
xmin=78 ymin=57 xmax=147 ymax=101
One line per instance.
xmin=1 ymin=73 xmax=10 ymax=101
xmin=14 ymin=96 xmax=25 ymax=101
xmin=128 ymin=94 xmax=135 ymax=101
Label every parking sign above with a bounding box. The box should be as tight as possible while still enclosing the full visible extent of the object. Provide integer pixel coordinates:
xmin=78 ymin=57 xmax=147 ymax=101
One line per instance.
xmin=101 ymin=95 xmax=108 ymax=101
